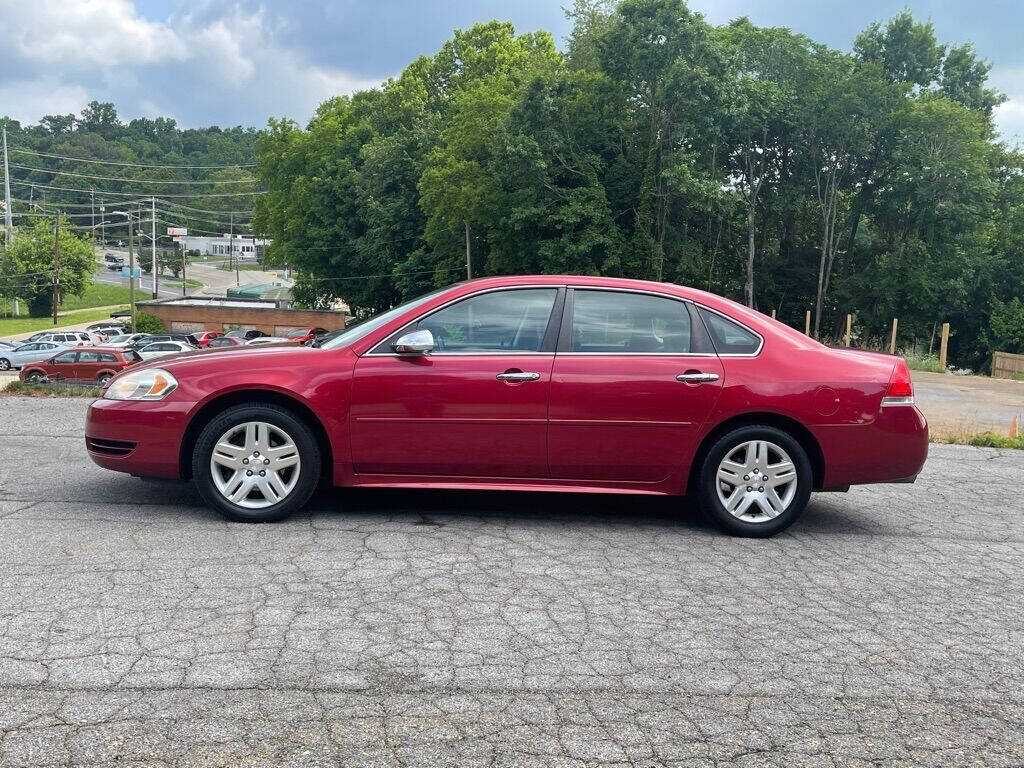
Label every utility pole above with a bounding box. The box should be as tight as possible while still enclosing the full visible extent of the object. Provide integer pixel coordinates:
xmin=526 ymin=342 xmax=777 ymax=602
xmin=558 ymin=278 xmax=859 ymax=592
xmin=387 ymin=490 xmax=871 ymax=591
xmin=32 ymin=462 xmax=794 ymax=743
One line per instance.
xmin=52 ymin=212 xmax=61 ymax=326
xmin=151 ymin=196 xmax=157 ymax=298
xmin=181 ymin=241 xmax=187 ymax=297
xmin=464 ymin=222 xmax=472 ymax=280
xmin=2 ymin=124 xmax=13 ymax=244
xmin=91 ymin=190 xmax=95 ymax=240
xmin=127 ymin=212 xmax=136 ymax=333
xmin=99 ymin=203 xmax=105 ymax=247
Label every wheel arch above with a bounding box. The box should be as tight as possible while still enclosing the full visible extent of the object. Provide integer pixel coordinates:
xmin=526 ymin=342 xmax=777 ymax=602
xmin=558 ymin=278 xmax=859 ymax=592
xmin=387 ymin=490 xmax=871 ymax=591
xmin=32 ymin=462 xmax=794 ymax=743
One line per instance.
xmin=178 ymin=388 xmax=334 ymax=482
xmin=688 ymin=412 xmax=826 ymax=493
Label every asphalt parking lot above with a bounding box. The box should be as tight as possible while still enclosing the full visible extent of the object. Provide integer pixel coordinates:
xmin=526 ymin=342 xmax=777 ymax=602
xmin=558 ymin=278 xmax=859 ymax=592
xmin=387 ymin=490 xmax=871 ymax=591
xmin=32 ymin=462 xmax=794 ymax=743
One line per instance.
xmin=1 ymin=397 xmax=1022 ymax=767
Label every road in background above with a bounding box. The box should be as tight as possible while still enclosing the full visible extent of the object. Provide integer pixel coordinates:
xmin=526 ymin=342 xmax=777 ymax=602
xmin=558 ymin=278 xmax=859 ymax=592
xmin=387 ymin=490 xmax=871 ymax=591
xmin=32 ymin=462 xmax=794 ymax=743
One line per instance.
xmin=0 ymin=398 xmax=1021 ymax=766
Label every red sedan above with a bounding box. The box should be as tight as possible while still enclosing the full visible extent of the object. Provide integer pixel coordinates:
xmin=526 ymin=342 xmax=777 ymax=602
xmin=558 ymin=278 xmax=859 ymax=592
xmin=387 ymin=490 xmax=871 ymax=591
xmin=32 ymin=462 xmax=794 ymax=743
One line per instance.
xmin=194 ymin=331 xmax=224 ymax=348
xmin=85 ymin=276 xmax=927 ymax=536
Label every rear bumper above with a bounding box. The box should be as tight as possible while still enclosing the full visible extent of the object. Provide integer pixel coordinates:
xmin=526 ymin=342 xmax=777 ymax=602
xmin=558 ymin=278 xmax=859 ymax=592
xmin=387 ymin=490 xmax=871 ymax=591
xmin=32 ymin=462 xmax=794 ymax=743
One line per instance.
xmin=85 ymin=397 xmax=194 ymax=479
xmin=814 ymin=405 xmax=929 ymax=490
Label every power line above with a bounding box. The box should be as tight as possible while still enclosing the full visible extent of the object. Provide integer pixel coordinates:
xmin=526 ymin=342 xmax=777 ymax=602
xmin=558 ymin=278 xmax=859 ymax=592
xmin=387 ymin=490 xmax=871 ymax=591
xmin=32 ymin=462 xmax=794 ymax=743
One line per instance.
xmin=9 ymin=164 xmax=260 ymax=186
xmin=154 ymin=199 xmax=255 ymax=216
xmin=10 ymin=180 xmax=267 ymax=198
xmin=9 ymin=147 xmax=257 ymax=169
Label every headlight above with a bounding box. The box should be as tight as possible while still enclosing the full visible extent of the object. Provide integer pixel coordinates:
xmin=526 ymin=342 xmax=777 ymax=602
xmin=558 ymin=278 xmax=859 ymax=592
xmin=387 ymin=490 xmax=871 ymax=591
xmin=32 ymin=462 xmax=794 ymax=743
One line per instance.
xmin=104 ymin=369 xmax=178 ymax=401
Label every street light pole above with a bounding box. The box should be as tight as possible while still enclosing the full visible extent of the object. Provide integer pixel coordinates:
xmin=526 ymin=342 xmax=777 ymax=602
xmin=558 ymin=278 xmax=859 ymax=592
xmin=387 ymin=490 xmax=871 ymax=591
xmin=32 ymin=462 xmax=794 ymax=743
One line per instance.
xmin=112 ymin=210 xmax=137 ymax=333
xmin=151 ymin=196 xmax=158 ymax=298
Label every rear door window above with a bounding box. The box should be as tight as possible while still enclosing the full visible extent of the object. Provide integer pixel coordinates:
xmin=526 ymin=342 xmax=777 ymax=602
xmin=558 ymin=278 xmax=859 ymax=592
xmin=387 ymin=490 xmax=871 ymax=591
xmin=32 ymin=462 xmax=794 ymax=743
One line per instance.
xmin=78 ymin=351 xmax=100 ymax=363
xmin=569 ymin=290 xmax=692 ymax=354
xmin=53 ymin=351 xmax=78 ymax=364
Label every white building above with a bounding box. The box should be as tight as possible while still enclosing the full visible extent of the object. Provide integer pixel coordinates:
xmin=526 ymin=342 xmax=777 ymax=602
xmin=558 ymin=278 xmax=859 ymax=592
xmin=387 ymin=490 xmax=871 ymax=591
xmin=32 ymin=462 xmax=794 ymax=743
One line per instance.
xmin=178 ymin=234 xmax=271 ymax=258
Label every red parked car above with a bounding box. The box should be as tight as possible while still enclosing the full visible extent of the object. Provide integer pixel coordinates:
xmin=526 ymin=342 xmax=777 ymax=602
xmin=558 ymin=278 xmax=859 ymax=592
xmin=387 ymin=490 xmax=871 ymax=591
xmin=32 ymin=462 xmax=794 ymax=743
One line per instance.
xmin=280 ymin=326 xmax=328 ymax=345
xmin=85 ymin=276 xmax=928 ymax=536
xmin=23 ymin=347 xmax=140 ymax=386
xmin=194 ymin=331 xmax=224 ymax=348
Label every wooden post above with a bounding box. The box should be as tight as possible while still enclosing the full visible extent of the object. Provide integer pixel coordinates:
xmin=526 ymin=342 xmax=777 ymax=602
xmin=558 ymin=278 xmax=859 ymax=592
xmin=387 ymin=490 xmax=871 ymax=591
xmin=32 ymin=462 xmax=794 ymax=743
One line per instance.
xmin=844 ymin=314 xmax=852 ymax=347
xmin=938 ymin=322 xmax=950 ymax=370
xmin=889 ymin=318 xmax=898 ymax=355
xmin=770 ymin=309 xmax=776 ymax=320
xmin=804 ymin=310 xmax=811 ymax=336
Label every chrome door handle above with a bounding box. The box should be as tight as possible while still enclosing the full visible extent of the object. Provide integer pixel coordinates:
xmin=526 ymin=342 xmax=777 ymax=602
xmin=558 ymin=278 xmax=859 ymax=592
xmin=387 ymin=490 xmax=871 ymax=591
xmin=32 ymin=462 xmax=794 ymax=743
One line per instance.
xmin=676 ymin=372 xmax=720 ymax=383
xmin=496 ymin=372 xmax=541 ymax=382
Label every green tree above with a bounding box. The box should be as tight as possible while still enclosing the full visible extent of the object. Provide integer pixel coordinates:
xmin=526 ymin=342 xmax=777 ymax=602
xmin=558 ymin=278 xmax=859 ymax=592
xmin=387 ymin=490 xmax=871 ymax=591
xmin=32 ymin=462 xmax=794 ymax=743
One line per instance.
xmin=0 ymin=218 xmax=95 ymax=317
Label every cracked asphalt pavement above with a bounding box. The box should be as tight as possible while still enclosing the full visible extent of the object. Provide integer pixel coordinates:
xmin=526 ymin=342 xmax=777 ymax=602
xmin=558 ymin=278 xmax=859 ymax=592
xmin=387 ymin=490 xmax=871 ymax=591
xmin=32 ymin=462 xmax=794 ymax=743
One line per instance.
xmin=0 ymin=397 xmax=1022 ymax=767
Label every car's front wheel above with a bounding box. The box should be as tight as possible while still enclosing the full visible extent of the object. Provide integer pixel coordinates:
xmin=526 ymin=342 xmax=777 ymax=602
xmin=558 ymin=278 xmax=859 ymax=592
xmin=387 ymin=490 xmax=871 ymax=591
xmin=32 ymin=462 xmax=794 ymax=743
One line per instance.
xmin=24 ymin=370 xmax=46 ymax=384
xmin=697 ymin=425 xmax=812 ymax=537
xmin=0 ymin=358 xmax=10 ymax=371
xmin=192 ymin=403 xmax=321 ymax=523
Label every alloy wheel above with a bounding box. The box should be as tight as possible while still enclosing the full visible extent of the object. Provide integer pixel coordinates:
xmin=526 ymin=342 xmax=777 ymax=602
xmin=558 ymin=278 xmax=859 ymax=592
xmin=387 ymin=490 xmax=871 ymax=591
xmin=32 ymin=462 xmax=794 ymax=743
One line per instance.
xmin=209 ymin=421 xmax=301 ymax=510
xmin=715 ymin=439 xmax=798 ymax=523
xmin=0 ymin=359 xmax=10 ymax=371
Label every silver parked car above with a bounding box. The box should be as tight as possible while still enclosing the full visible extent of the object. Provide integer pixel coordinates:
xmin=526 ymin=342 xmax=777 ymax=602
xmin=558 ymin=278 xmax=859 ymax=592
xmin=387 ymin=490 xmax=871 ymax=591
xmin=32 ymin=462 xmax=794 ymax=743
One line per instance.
xmin=137 ymin=341 xmax=194 ymax=360
xmin=0 ymin=342 xmax=71 ymax=371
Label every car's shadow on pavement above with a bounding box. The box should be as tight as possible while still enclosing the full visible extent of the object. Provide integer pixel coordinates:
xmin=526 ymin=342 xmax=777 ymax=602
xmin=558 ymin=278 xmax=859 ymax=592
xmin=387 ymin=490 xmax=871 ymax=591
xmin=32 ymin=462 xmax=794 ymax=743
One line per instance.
xmin=117 ymin=477 xmax=862 ymax=535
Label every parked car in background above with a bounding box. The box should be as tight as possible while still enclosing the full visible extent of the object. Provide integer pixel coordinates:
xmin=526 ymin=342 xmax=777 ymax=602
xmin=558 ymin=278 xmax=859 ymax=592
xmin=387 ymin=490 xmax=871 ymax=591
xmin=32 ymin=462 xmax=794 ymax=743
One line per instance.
xmin=110 ymin=309 xmax=133 ymax=321
xmin=194 ymin=331 xmax=224 ymax=348
xmin=245 ymin=336 xmax=290 ymax=346
xmin=0 ymin=342 xmax=71 ymax=371
xmin=137 ymin=341 xmax=195 ymax=360
xmin=103 ymin=253 xmax=123 ymax=264
xmin=102 ymin=333 xmax=149 ymax=349
xmin=0 ymin=340 xmax=19 ymax=351
xmin=25 ymin=332 xmax=93 ymax=347
xmin=128 ymin=334 xmax=199 ymax=351
xmin=87 ymin=322 xmax=126 ymax=335
xmin=280 ymin=327 xmax=328 ymax=345
xmin=224 ymin=329 xmax=268 ymax=341
xmin=21 ymin=347 xmax=139 ymax=384
xmin=206 ymin=336 xmax=244 ymax=349
xmin=85 ymin=275 xmax=928 ymax=535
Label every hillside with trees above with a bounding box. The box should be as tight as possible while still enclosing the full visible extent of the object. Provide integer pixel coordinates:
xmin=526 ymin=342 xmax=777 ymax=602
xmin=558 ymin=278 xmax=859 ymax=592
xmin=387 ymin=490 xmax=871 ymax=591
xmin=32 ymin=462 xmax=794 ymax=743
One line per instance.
xmin=253 ymin=0 xmax=1023 ymax=370
xmin=1 ymin=103 xmax=259 ymax=246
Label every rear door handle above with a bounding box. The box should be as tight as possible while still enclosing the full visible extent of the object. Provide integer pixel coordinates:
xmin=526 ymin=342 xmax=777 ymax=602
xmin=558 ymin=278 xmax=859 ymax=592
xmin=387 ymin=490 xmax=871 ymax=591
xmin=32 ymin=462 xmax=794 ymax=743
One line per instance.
xmin=496 ymin=371 xmax=541 ymax=382
xmin=676 ymin=372 xmax=720 ymax=383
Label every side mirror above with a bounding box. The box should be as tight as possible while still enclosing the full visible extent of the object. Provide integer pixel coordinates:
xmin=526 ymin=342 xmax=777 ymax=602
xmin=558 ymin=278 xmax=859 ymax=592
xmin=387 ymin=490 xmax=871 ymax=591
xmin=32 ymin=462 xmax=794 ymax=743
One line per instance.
xmin=392 ymin=329 xmax=434 ymax=354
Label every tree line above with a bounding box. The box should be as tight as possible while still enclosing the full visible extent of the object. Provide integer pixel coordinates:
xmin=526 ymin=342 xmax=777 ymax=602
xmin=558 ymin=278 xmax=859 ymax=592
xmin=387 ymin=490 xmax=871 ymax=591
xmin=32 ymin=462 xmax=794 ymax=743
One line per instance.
xmin=253 ymin=0 xmax=1023 ymax=369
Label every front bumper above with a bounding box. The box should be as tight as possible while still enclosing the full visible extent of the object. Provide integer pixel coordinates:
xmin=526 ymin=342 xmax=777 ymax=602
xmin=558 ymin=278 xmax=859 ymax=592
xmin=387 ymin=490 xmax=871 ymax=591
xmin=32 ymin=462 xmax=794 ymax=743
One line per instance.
xmin=85 ymin=397 xmax=195 ymax=479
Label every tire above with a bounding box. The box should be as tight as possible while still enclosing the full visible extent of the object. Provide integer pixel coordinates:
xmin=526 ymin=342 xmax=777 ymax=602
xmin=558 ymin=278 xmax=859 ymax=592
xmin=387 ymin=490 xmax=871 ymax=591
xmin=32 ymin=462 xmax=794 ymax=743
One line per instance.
xmin=0 ymin=358 xmax=10 ymax=371
xmin=696 ymin=425 xmax=812 ymax=538
xmin=192 ymin=403 xmax=321 ymax=523
xmin=97 ymin=373 xmax=113 ymax=386
xmin=24 ymin=370 xmax=45 ymax=384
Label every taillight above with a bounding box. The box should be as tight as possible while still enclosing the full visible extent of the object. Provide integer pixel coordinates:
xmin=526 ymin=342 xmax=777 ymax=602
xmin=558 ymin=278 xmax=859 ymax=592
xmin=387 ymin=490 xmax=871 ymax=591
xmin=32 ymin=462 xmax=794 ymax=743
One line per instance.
xmin=882 ymin=360 xmax=914 ymax=405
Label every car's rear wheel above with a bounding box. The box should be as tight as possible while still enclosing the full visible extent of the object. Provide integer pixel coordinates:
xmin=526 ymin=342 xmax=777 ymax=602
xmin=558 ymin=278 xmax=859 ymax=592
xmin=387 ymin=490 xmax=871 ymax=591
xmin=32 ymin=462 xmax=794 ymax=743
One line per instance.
xmin=96 ymin=373 xmax=113 ymax=386
xmin=0 ymin=358 xmax=10 ymax=371
xmin=697 ymin=425 xmax=812 ymax=537
xmin=192 ymin=403 xmax=321 ymax=523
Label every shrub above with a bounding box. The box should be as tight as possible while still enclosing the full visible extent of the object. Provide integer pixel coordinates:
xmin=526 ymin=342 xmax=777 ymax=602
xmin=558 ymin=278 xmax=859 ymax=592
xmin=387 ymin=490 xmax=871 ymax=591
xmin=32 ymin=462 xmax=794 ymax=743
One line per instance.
xmin=134 ymin=312 xmax=165 ymax=334
xmin=903 ymin=354 xmax=945 ymax=373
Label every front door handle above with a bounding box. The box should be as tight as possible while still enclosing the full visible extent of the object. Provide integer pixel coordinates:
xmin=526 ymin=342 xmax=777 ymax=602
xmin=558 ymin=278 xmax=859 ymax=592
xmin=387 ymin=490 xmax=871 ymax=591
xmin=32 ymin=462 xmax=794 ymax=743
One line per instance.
xmin=496 ymin=371 xmax=541 ymax=382
xmin=676 ymin=372 xmax=720 ymax=383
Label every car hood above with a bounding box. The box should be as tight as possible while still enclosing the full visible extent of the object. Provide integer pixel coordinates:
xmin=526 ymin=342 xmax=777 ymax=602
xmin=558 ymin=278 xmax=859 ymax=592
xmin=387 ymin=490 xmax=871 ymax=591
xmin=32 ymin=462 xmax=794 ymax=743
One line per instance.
xmin=129 ymin=341 xmax=310 ymax=374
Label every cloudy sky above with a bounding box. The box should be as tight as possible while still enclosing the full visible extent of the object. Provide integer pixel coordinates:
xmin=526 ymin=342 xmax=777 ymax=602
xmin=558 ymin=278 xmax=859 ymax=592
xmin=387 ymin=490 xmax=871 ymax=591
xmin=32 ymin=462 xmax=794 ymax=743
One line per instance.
xmin=0 ymin=0 xmax=1021 ymax=142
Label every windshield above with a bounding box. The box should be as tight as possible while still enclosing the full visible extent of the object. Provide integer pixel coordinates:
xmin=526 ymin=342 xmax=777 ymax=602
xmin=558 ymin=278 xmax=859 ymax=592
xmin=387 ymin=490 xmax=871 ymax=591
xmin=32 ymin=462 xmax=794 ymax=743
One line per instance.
xmin=282 ymin=328 xmax=309 ymax=338
xmin=320 ymin=288 xmax=448 ymax=350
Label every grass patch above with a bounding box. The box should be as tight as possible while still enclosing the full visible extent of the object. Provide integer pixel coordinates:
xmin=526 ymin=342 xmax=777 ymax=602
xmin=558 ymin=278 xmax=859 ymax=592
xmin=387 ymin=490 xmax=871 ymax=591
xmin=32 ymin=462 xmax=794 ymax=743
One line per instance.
xmin=60 ymin=282 xmax=135 ymax=310
xmin=3 ymin=380 xmax=100 ymax=398
xmin=904 ymin=354 xmax=945 ymax=373
xmin=933 ymin=430 xmax=1024 ymax=450
xmin=0 ymin=306 xmax=129 ymax=337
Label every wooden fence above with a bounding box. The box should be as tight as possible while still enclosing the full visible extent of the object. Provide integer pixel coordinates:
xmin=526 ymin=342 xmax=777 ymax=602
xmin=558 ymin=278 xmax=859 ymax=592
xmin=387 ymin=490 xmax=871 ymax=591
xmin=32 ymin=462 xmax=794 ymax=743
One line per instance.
xmin=992 ymin=351 xmax=1024 ymax=379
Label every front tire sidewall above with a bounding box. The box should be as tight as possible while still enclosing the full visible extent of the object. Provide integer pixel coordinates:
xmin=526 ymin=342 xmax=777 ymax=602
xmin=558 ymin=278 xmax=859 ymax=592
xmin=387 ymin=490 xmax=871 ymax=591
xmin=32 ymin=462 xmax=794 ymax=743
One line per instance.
xmin=698 ymin=425 xmax=812 ymax=538
xmin=0 ymin=359 xmax=10 ymax=371
xmin=193 ymin=404 xmax=321 ymax=523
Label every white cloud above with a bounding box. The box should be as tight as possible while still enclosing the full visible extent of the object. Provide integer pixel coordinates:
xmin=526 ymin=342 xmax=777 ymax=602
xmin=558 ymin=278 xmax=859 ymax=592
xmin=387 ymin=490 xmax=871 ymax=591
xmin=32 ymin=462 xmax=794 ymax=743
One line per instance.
xmin=0 ymin=78 xmax=90 ymax=123
xmin=989 ymin=66 xmax=1024 ymax=145
xmin=2 ymin=0 xmax=187 ymax=66
xmin=0 ymin=0 xmax=382 ymax=127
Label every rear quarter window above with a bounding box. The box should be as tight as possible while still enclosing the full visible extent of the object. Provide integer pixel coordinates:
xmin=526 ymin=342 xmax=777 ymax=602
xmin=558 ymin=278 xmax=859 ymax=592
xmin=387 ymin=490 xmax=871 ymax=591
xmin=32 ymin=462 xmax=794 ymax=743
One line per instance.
xmin=698 ymin=308 xmax=762 ymax=355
